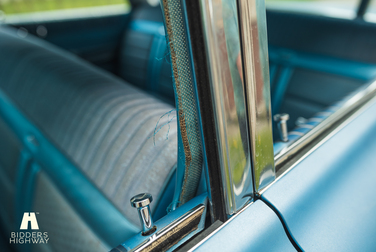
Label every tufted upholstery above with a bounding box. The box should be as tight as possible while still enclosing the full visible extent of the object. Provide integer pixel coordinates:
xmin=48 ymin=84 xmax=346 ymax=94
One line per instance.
xmin=0 ymin=25 xmax=177 ymax=249
xmin=31 ymin=172 xmax=111 ymax=252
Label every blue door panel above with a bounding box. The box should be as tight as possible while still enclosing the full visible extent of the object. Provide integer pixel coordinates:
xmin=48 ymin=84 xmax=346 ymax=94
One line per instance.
xmin=263 ymin=100 xmax=376 ymax=251
xmin=194 ymin=200 xmax=296 ymax=252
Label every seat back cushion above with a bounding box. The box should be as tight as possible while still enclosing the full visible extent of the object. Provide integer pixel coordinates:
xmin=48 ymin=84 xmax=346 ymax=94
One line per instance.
xmin=119 ymin=5 xmax=175 ymax=104
xmin=0 ymin=25 xmax=177 ymax=249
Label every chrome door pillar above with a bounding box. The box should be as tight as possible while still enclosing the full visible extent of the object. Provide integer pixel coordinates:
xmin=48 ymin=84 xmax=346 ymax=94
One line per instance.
xmin=238 ymin=0 xmax=275 ymax=192
xmin=200 ymin=0 xmax=274 ymax=215
xmin=200 ymin=0 xmax=254 ymax=215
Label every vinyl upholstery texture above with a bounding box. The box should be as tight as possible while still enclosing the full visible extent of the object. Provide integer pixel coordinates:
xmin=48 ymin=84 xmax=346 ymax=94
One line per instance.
xmin=0 ymin=25 xmax=178 ymax=240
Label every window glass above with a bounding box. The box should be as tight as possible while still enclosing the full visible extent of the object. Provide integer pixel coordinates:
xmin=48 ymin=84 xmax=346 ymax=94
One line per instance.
xmin=365 ymin=0 xmax=376 ymax=22
xmin=265 ymin=0 xmax=359 ymax=19
xmin=0 ymin=0 xmax=129 ymax=16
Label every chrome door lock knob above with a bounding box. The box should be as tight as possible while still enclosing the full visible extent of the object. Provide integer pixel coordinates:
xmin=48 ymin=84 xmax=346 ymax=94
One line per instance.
xmin=274 ymin=113 xmax=290 ymax=142
xmin=130 ymin=193 xmax=156 ymax=235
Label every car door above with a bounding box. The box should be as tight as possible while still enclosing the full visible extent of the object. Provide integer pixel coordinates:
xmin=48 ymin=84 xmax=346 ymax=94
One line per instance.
xmin=151 ymin=0 xmax=376 ymax=251
xmin=115 ymin=0 xmax=296 ymax=250
xmin=190 ymin=0 xmax=376 ymax=251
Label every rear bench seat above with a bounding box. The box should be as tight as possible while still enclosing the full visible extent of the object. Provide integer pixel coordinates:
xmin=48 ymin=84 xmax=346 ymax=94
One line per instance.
xmin=0 ymin=25 xmax=177 ymax=251
xmin=119 ymin=5 xmax=174 ymax=105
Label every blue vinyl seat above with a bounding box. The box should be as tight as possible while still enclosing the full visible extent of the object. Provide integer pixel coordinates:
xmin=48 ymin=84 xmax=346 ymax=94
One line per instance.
xmin=0 ymin=25 xmax=178 ymax=251
xmin=119 ymin=5 xmax=175 ymax=105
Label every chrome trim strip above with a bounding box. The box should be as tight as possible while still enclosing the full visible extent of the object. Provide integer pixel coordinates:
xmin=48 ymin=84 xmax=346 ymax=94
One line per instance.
xmin=187 ymin=200 xmax=254 ymax=252
xmin=260 ymin=90 xmax=376 ymax=195
xmin=121 ymin=194 xmax=208 ymax=252
xmin=200 ymin=0 xmax=253 ymax=214
xmin=275 ymin=79 xmax=376 ymax=169
xmin=131 ymin=205 xmax=205 ymax=252
xmin=238 ymin=0 xmax=276 ymax=192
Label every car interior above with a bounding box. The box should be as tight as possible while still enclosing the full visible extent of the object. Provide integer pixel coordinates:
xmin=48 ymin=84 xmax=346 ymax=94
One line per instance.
xmin=1 ymin=0 xmax=376 ymax=251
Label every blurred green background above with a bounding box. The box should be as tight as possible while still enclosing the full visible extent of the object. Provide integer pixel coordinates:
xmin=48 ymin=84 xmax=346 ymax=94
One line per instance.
xmin=0 ymin=0 xmax=359 ymax=15
xmin=0 ymin=0 xmax=129 ymax=15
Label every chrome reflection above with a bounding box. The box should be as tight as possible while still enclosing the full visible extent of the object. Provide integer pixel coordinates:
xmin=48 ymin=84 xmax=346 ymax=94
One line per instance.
xmin=274 ymin=79 xmax=376 ymax=170
xmin=200 ymin=0 xmax=253 ymax=214
xmin=238 ymin=0 xmax=275 ymax=191
xmin=121 ymin=194 xmax=208 ymax=252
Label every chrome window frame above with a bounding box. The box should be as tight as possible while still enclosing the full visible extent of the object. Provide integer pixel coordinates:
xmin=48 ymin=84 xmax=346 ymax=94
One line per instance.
xmin=198 ymin=0 xmax=376 ymax=215
xmin=199 ymin=0 xmax=255 ymax=215
xmin=237 ymin=0 xmax=275 ymax=192
xmin=272 ymin=78 xmax=376 ymax=177
xmin=197 ymin=0 xmax=280 ymax=215
xmin=198 ymin=0 xmax=276 ymax=215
